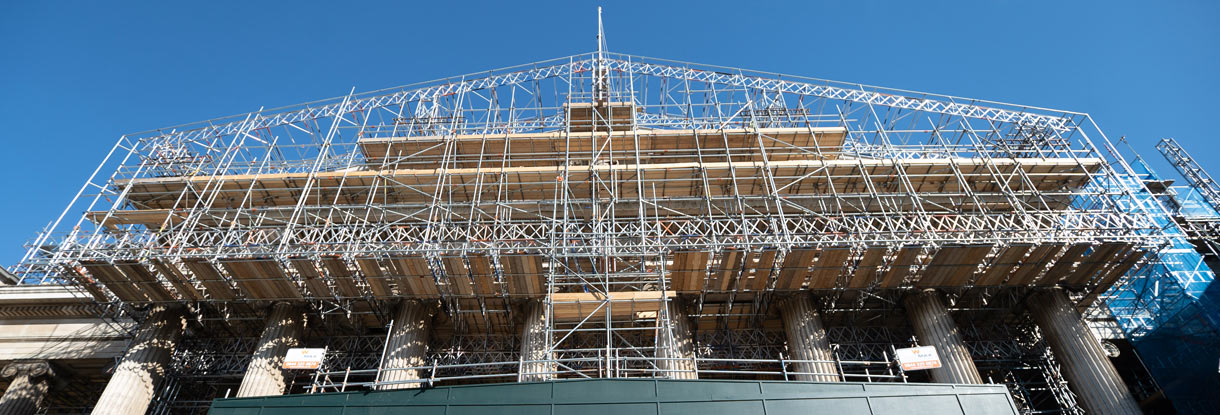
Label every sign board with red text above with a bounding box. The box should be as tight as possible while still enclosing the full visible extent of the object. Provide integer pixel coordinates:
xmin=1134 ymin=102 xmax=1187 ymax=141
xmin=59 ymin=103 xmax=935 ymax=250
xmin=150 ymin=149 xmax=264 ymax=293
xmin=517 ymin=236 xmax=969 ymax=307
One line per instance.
xmin=895 ymin=346 xmax=942 ymax=371
xmin=283 ymin=348 xmax=326 ymax=369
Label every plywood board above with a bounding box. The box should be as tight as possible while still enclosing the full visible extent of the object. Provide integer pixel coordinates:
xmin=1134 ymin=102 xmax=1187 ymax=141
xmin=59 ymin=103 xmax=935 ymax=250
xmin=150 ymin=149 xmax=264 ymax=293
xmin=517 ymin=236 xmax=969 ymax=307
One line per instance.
xmin=777 ymin=248 xmax=818 ymax=290
xmin=320 ymin=257 xmax=362 ymax=297
xmin=709 ymin=248 xmax=745 ymax=291
xmin=501 ymin=254 xmax=545 ymax=296
xmin=1063 ymin=243 xmax=1128 ymax=287
xmin=151 ymin=259 xmax=205 ymax=301
xmin=847 ymin=246 xmax=887 ymax=289
xmin=1005 ymin=244 xmax=1063 ymax=287
xmin=974 ymin=244 xmax=1033 ymax=286
xmin=287 ymin=258 xmax=335 ymax=299
xmin=353 ymin=258 xmax=393 ymax=297
xmin=220 ymin=258 xmax=303 ymax=300
xmin=182 ymin=259 xmax=238 ymax=300
xmin=65 ymin=266 xmax=109 ymax=302
xmin=743 ymin=249 xmax=778 ymax=291
xmin=467 ymin=254 xmax=497 ymax=296
xmin=669 ymin=251 xmax=710 ymax=292
xmin=916 ymin=244 xmax=990 ymax=287
xmin=113 ymin=261 xmax=175 ymax=302
xmin=1038 ymin=244 xmax=1091 ymax=286
xmin=441 ymin=257 xmax=476 ymax=296
xmin=880 ymin=246 xmax=924 ymax=288
xmin=808 ymin=247 xmax=851 ymax=289
xmin=1079 ymin=250 xmax=1148 ymax=308
xmin=386 ymin=256 xmax=439 ymax=297
xmin=81 ymin=261 xmax=145 ymax=302
xmin=1092 ymin=248 xmax=1145 ymax=288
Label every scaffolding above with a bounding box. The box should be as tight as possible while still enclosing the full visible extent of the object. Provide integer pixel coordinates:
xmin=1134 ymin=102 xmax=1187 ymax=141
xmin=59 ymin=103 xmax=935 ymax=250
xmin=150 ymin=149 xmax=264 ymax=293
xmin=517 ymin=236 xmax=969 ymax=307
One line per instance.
xmin=1098 ymin=140 xmax=1220 ymax=413
xmin=9 ymin=25 xmax=1176 ymax=414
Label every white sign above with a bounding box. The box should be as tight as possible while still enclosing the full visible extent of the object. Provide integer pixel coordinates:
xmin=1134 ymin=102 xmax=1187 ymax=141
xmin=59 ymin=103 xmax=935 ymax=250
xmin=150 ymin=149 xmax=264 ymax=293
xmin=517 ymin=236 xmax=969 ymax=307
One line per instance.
xmin=283 ymin=348 xmax=326 ymax=370
xmin=895 ymin=346 xmax=942 ymax=371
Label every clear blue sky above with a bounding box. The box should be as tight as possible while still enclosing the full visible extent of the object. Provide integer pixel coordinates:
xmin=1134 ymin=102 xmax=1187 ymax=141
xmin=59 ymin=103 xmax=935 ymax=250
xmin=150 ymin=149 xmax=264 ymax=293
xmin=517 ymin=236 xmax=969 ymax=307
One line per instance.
xmin=1 ymin=1 xmax=1217 ymax=267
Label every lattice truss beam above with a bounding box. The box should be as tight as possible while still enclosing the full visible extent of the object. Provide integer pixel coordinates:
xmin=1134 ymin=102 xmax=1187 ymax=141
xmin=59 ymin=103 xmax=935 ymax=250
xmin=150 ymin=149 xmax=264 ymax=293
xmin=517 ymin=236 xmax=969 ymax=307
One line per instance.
xmin=14 ymin=52 xmax=1162 ymax=320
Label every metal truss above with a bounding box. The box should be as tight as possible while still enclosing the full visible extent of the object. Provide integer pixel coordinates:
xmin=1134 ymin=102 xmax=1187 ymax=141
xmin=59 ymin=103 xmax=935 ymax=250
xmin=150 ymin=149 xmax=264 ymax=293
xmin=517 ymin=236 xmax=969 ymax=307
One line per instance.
xmin=1157 ymin=138 xmax=1220 ymax=212
xmin=16 ymin=52 xmax=1160 ymax=282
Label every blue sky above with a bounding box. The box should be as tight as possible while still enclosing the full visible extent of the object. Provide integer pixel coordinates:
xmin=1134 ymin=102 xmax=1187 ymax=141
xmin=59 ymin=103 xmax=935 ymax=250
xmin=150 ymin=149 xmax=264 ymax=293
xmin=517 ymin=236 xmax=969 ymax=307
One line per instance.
xmin=1 ymin=1 xmax=1217 ymax=267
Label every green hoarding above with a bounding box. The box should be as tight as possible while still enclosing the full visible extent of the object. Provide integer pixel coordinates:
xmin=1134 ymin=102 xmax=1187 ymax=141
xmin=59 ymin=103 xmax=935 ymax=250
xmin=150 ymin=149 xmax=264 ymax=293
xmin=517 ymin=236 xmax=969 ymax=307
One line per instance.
xmin=210 ymin=379 xmax=1019 ymax=415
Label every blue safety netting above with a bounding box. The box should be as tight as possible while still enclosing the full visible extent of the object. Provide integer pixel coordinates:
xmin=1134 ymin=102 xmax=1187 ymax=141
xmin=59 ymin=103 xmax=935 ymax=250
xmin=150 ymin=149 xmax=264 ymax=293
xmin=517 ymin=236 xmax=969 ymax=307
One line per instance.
xmin=1101 ymin=164 xmax=1220 ymax=414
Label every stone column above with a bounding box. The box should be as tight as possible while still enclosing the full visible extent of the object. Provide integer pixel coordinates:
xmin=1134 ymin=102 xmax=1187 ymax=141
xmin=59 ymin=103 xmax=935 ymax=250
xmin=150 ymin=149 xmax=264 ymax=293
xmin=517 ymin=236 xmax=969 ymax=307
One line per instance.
xmin=235 ymin=303 xmax=306 ymax=398
xmin=1028 ymin=289 xmax=1141 ymax=415
xmin=904 ymin=289 xmax=983 ymax=384
xmin=777 ymin=295 xmax=839 ymax=382
xmin=518 ymin=299 xmax=554 ymax=381
xmin=656 ymin=302 xmax=698 ymax=380
xmin=0 ymin=361 xmax=53 ymax=415
xmin=379 ymin=300 xmax=434 ymax=390
xmin=91 ymin=305 xmax=185 ymax=415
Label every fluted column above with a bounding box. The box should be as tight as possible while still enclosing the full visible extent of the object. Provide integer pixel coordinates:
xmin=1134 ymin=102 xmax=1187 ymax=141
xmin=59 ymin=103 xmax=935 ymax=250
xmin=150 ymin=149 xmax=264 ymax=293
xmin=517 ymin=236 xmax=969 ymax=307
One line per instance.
xmin=1028 ymin=289 xmax=1140 ymax=415
xmin=778 ymin=295 xmax=839 ymax=382
xmin=379 ymin=300 xmax=434 ymax=390
xmin=518 ymin=299 xmax=554 ymax=381
xmin=0 ymin=361 xmax=53 ymax=415
xmin=91 ymin=305 xmax=185 ymax=415
xmin=656 ymin=302 xmax=698 ymax=379
xmin=235 ymin=303 xmax=306 ymax=398
xmin=904 ymin=289 xmax=983 ymax=384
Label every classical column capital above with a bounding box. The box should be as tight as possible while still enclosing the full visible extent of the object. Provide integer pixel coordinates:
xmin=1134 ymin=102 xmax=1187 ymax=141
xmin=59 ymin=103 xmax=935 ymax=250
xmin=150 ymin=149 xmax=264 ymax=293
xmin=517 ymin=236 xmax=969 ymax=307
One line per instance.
xmin=0 ymin=361 xmax=52 ymax=380
xmin=775 ymin=292 xmax=812 ymax=310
